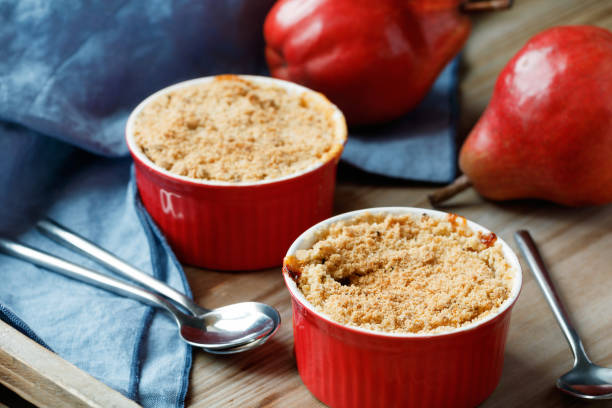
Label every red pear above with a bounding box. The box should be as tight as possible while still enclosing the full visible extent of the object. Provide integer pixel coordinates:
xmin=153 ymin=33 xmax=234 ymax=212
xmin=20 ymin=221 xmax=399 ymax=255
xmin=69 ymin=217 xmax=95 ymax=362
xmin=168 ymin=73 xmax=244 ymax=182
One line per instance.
xmin=458 ymin=26 xmax=612 ymax=206
xmin=264 ymin=0 xmax=473 ymax=125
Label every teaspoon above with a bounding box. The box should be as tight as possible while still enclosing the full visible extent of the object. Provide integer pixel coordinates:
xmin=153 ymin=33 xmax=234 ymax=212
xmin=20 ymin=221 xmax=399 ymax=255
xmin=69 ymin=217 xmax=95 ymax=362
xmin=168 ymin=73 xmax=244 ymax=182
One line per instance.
xmin=515 ymin=230 xmax=612 ymax=399
xmin=35 ymin=219 xmax=281 ymax=353
xmin=0 ymin=238 xmax=279 ymax=352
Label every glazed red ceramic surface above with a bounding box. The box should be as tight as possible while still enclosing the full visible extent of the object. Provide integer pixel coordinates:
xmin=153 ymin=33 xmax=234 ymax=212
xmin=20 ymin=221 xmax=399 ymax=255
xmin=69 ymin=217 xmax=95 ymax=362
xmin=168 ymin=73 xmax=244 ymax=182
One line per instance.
xmin=126 ymin=76 xmax=347 ymax=270
xmin=283 ymin=207 xmax=523 ymax=408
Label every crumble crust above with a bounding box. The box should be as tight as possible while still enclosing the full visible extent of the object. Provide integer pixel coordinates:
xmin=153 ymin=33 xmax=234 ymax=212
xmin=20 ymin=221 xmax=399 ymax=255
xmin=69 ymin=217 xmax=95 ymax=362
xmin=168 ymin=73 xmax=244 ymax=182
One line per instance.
xmin=286 ymin=213 xmax=514 ymax=334
xmin=134 ymin=75 xmax=342 ymax=182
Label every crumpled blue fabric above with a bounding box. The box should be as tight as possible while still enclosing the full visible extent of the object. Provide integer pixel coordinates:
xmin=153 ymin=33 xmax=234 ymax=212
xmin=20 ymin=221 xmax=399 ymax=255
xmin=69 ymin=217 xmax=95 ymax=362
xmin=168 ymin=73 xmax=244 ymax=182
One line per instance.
xmin=343 ymin=58 xmax=460 ymax=183
xmin=0 ymin=0 xmax=459 ymax=406
xmin=1 ymin=151 xmax=193 ymax=406
xmin=0 ymin=1 xmax=274 ymax=407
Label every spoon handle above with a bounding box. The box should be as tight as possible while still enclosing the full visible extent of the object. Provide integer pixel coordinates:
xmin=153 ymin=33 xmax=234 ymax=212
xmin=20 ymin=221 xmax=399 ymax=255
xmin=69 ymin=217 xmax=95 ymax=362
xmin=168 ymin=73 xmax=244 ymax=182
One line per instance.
xmin=514 ymin=230 xmax=591 ymax=366
xmin=0 ymin=237 xmax=183 ymax=319
xmin=36 ymin=218 xmax=209 ymax=316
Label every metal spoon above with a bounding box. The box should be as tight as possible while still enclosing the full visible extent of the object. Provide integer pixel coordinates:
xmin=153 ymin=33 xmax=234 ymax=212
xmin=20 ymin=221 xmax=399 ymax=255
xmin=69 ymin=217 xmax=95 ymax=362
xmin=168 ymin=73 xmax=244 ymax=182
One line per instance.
xmin=34 ymin=219 xmax=280 ymax=354
xmin=0 ymin=238 xmax=279 ymax=352
xmin=36 ymin=219 xmax=259 ymax=319
xmin=515 ymin=230 xmax=612 ymax=399
xmin=205 ymin=335 xmax=272 ymax=355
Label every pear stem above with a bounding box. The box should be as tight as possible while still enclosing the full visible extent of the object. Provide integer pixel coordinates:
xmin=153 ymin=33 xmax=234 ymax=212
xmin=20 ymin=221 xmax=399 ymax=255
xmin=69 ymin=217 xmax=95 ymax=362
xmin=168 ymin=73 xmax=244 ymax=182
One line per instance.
xmin=428 ymin=174 xmax=473 ymax=207
xmin=461 ymin=0 xmax=513 ymax=12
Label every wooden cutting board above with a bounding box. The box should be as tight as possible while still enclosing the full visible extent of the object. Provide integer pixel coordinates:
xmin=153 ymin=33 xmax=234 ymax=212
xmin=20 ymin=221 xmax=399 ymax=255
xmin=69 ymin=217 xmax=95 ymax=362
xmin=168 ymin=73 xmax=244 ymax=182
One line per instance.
xmin=2 ymin=0 xmax=612 ymax=407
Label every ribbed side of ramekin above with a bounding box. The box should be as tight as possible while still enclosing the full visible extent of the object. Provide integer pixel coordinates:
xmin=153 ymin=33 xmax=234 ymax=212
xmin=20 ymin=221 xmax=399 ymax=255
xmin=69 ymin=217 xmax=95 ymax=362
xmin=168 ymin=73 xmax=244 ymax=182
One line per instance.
xmin=133 ymin=156 xmax=339 ymax=270
xmin=283 ymin=207 xmax=523 ymax=408
xmin=291 ymin=296 xmax=512 ymax=408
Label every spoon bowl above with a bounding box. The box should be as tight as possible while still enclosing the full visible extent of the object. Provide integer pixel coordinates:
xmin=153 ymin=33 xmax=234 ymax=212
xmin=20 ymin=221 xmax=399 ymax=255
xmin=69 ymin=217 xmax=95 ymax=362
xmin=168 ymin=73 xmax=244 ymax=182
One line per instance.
xmin=203 ymin=312 xmax=281 ymax=355
xmin=180 ymin=302 xmax=280 ymax=350
xmin=557 ymin=362 xmax=612 ymax=399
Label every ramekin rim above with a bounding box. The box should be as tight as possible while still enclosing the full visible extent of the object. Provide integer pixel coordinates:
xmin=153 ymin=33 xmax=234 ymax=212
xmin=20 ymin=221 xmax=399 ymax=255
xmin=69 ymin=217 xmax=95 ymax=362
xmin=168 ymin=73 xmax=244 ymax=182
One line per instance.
xmin=125 ymin=74 xmax=348 ymax=187
xmin=283 ymin=206 xmax=523 ymax=339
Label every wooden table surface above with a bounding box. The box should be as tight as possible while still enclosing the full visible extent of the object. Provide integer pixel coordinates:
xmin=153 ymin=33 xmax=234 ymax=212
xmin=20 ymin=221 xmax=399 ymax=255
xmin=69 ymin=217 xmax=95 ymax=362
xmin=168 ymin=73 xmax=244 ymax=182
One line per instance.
xmin=1 ymin=1 xmax=611 ymax=407
xmin=184 ymin=1 xmax=612 ymax=407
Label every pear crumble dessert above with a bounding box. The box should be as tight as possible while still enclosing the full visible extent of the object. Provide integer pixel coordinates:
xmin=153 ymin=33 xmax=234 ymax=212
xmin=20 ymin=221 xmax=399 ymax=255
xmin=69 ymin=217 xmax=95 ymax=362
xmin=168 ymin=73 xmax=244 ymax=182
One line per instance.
xmin=284 ymin=213 xmax=514 ymax=334
xmin=133 ymin=75 xmax=343 ymax=182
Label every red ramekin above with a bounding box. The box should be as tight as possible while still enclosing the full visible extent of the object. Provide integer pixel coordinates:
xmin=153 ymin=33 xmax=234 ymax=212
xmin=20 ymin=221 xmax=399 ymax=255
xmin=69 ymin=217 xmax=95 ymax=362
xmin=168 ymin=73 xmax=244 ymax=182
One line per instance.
xmin=283 ymin=207 xmax=523 ymax=408
xmin=126 ymin=75 xmax=347 ymax=270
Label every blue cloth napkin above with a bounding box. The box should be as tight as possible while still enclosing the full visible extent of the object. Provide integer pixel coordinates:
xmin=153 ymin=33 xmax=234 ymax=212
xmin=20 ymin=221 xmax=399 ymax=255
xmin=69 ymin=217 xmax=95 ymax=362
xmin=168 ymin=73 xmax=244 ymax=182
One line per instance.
xmin=0 ymin=1 xmax=460 ymax=406
xmin=0 ymin=142 xmax=192 ymax=406
xmin=343 ymin=58 xmax=460 ymax=183
xmin=0 ymin=1 xmax=274 ymax=406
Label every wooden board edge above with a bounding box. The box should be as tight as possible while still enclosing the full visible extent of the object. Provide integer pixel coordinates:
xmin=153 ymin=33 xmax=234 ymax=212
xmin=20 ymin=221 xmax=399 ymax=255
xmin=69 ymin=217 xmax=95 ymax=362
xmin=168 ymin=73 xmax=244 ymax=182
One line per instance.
xmin=0 ymin=320 xmax=140 ymax=408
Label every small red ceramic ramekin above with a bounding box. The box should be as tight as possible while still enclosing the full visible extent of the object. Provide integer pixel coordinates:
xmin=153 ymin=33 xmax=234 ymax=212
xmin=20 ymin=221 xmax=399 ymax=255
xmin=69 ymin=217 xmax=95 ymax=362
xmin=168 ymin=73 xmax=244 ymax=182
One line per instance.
xmin=283 ymin=207 xmax=523 ymax=408
xmin=126 ymin=75 xmax=347 ymax=270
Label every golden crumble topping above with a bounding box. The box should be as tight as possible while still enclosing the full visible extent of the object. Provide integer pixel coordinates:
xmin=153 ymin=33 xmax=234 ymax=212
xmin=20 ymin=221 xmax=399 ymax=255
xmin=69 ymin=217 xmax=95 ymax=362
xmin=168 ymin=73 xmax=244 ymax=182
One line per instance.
xmin=133 ymin=75 xmax=343 ymax=182
xmin=285 ymin=213 xmax=514 ymax=334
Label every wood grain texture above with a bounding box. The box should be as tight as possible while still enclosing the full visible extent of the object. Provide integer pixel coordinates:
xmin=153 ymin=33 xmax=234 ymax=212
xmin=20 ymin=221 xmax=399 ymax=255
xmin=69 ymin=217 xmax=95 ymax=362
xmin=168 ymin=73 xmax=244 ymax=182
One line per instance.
xmin=1 ymin=1 xmax=611 ymax=407
xmin=185 ymin=191 xmax=612 ymax=408
xmin=0 ymin=321 xmax=139 ymax=408
xmin=185 ymin=1 xmax=612 ymax=407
